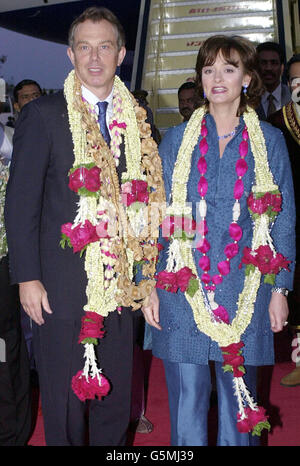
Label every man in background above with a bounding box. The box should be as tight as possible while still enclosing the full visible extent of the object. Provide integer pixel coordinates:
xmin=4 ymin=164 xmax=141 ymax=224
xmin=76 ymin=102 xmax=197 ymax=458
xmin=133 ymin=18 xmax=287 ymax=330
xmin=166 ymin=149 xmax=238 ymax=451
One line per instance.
xmin=178 ymin=81 xmax=196 ymax=122
xmin=256 ymin=42 xmax=291 ymax=120
xmin=268 ymin=54 xmax=300 ymax=387
xmin=13 ymin=79 xmax=42 ymax=114
xmin=0 ymin=105 xmax=31 ymax=445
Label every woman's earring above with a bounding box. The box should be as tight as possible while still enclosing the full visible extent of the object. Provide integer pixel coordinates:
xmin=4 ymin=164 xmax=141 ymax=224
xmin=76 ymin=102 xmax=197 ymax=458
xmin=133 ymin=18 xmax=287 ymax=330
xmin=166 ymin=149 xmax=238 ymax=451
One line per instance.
xmin=242 ymin=84 xmax=248 ymax=95
xmin=203 ymin=90 xmax=206 ymax=99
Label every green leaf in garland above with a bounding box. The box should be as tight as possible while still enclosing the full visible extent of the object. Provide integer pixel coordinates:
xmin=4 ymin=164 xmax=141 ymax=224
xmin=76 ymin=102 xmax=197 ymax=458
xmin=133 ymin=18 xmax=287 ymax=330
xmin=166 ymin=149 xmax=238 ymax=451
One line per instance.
xmin=238 ymin=365 xmax=246 ymax=374
xmin=264 ymin=273 xmax=275 ymax=285
xmin=77 ymin=187 xmax=100 ymax=197
xmin=222 ymin=364 xmax=233 ymax=373
xmin=245 ymin=264 xmax=255 ymax=276
xmin=60 ymin=234 xmax=71 ymax=249
xmin=186 ymin=278 xmax=199 ymax=297
xmin=69 ymin=162 xmax=96 ymax=174
xmin=79 ymin=246 xmax=88 ymax=258
xmin=80 ymin=337 xmax=98 ymax=346
xmin=251 ymin=420 xmax=271 ymax=437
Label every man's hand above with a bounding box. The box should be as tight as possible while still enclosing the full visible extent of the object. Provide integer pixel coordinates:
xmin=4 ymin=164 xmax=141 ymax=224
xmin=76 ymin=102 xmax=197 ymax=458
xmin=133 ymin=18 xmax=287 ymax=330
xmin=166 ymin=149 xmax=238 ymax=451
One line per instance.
xmin=268 ymin=292 xmax=289 ymax=333
xmin=142 ymin=288 xmax=162 ymax=330
xmin=19 ymin=280 xmax=52 ymax=326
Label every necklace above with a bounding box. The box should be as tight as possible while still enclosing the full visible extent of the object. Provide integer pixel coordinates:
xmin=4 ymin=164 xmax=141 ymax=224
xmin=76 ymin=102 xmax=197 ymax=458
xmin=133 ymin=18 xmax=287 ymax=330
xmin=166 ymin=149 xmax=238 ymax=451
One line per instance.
xmin=197 ymin=117 xmax=249 ymax=321
xmin=217 ymin=126 xmax=238 ymax=140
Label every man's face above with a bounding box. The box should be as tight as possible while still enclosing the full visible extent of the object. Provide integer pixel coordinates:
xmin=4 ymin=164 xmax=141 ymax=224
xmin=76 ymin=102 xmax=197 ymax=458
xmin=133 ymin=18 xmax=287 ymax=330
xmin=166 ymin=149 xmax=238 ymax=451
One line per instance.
xmin=257 ymin=50 xmax=284 ymax=92
xmin=178 ymin=88 xmax=196 ymax=121
xmin=14 ymin=84 xmax=41 ymax=112
xmin=67 ymin=19 xmax=126 ymax=100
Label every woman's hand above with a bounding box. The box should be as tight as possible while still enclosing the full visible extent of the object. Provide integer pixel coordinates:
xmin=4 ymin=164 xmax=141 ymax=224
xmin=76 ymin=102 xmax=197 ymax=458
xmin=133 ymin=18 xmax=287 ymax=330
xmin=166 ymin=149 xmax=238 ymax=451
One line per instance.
xmin=142 ymin=288 xmax=162 ymax=330
xmin=268 ymin=292 xmax=289 ymax=333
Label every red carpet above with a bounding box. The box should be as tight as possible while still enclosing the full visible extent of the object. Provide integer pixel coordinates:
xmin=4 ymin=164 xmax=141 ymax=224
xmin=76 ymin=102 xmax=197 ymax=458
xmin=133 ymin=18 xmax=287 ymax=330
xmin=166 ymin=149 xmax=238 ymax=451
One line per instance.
xmin=28 ymin=329 xmax=300 ymax=446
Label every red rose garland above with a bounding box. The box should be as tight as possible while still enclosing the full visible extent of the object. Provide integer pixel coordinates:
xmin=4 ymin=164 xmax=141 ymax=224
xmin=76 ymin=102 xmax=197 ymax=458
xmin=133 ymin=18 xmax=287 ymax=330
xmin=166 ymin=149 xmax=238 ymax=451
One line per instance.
xmin=61 ymin=163 xmax=151 ymax=401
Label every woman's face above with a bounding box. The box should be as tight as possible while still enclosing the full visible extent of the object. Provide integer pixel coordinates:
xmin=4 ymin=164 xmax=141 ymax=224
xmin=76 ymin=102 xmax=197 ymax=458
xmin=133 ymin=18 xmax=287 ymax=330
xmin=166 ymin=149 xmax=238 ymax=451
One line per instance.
xmin=201 ymin=50 xmax=251 ymax=108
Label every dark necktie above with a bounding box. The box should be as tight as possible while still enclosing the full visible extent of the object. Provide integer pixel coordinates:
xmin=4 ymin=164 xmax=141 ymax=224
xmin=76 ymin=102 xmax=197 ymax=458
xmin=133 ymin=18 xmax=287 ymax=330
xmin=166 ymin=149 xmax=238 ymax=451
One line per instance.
xmin=267 ymin=94 xmax=276 ymax=117
xmin=97 ymin=101 xmax=111 ymax=146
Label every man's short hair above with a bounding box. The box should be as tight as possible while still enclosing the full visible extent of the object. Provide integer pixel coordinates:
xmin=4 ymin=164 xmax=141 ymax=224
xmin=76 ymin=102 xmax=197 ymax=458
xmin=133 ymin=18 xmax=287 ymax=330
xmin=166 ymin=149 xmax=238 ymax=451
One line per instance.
xmin=13 ymin=79 xmax=42 ymax=102
xmin=287 ymin=54 xmax=300 ymax=79
xmin=178 ymin=81 xmax=196 ymax=96
xmin=256 ymin=41 xmax=285 ymax=64
xmin=68 ymin=6 xmax=126 ymax=51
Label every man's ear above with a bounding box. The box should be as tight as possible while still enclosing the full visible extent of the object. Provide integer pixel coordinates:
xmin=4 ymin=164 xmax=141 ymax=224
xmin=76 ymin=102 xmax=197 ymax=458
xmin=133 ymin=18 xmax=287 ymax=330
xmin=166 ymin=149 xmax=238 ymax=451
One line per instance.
xmin=117 ymin=47 xmax=126 ymax=67
xmin=14 ymin=102 xmax=20 ymax=113
xmin=67 ymin=47 xmax=75 ymax=66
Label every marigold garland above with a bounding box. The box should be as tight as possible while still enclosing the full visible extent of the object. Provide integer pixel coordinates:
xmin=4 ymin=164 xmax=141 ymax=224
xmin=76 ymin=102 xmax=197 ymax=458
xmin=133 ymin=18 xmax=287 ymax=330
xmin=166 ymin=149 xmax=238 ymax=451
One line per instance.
xmin=63 ymin=70 xmax=165 ymax=401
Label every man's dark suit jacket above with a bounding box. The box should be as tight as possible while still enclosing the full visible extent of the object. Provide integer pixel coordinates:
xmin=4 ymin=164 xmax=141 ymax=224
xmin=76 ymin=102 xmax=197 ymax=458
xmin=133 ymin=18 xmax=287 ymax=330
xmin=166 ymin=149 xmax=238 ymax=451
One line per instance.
xmin=256 ymin=83 xmax=291 ymax=120
xmin=4 ymin=90 xmax=134 ymax=446
xmin=5 ymin=91 xmax=88 ymax=322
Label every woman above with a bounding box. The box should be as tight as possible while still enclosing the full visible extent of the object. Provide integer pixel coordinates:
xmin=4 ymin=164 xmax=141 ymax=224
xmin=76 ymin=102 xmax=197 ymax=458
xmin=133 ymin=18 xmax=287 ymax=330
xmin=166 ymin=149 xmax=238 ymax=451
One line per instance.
xmin=142 ymin=36 xmax=296 ymax=446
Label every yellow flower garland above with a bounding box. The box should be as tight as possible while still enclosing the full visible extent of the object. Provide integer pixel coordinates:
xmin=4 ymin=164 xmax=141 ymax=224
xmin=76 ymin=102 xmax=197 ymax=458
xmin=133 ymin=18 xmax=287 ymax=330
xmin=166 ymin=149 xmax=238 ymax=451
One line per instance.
xmin=169 ymin=106 xmax=279 ymax=346
xmin=64 ymin=70 xmax=165 ymax=317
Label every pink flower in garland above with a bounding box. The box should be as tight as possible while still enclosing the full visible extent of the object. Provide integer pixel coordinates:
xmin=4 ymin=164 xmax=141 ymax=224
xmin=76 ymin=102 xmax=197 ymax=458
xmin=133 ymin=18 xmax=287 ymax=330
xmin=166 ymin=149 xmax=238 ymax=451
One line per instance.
xmin=237 ymin=406 xmax=270 ymax=435
xmin=85 ymin=166 xmax=102 ymax=192
xmin=61 ymin=220 xmax=99 ymax=253
xmin=78 ymin=311 xmax=106 ymax=344
xmin=236 ymin=414 xmax=252 ymax=433
xmin=241 ymin=245 xmax=290 ymax=278
xmin=221 ymin=342 xmax=245 ymax=378
xmin=109 ymin=120 xmax=127 ymax=131
xmin=246 ymin=406 xmax=268 ymax=427
xmin=69 ymin=167 xmax=86 ymax=192
xmin=121 ymin=180 xmax=149 ymax=207
xmin=176 ymin=267 xmax=196 ymax=292
xmin=212 ymin=305 xmax=230 ymax=324
xmin=72 ymin=370 xmax=110 ymax=402
xmin=247 ymin=191 xmax=282 ymax=217
xmin=156 ymin=270 xmax=178 ymax=293
xmin=156 ymin=267 xmax=197 ymax=294
xmin=96 ymin=220 xmax=109 ymax=238
xmin=240 ymin=246 xmax=257 ymax=268
xmin=69 ymin=165 xmax=101 ymax=193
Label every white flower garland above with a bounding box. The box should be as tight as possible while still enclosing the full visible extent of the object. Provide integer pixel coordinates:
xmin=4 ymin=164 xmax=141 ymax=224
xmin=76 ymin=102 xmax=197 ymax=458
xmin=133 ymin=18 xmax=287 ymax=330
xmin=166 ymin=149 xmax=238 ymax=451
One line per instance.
xmin=167 ymin=106 xmax=279 ymax=347
xmin=64 ymin=70 xmax=147 ymax=317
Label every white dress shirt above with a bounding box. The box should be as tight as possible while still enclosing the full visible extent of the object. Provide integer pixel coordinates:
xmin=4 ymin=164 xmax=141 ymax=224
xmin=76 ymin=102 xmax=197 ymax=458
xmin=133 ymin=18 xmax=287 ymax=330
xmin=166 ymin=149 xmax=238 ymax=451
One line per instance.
xmin=81 ymin=85 xmax=113 ymax=135
xmin=261 ymin=83 xmax=282 ymax=116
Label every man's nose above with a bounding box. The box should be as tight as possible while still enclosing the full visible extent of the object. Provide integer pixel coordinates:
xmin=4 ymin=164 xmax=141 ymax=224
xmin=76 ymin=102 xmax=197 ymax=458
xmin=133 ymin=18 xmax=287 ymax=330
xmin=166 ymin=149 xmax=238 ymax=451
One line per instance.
xmin=90 ymin=46 xmax=101 ymax=60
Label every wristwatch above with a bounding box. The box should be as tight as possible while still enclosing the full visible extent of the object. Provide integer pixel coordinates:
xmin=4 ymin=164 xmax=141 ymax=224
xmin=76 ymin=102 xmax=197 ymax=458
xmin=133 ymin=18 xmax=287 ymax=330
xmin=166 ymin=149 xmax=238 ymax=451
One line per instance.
xmin=271 ymin=287 xmax=289 ymax=297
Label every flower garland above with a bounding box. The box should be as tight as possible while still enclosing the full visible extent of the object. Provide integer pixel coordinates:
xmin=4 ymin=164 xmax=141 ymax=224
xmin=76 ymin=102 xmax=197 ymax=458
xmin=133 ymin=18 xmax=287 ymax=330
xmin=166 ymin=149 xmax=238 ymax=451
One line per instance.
xmin=62 ymin=70 xmax=165 ymax=402
xmin=158 ymin=105 xmax=290 ymax=435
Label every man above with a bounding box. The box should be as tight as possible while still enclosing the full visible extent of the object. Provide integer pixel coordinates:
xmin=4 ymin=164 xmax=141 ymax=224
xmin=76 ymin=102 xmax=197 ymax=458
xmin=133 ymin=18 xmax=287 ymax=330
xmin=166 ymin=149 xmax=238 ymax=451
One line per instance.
xmin=13 ymin=80 xmax=42 ymax=371
xmin=268 ymin=54 xmax=300 ymax=387
xmin=178 ymin=81 xmax=196 ymax=122
xmin=0 ymin=120 xmax=31 ymax=445
xmin=13 ymin=79 xmax=42 ymax=114
xmin=5 ymin=7 xmax=163 ymax=446
xmin=256 ymin=42 xmax=291 ymax=120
